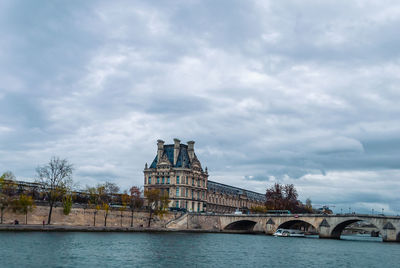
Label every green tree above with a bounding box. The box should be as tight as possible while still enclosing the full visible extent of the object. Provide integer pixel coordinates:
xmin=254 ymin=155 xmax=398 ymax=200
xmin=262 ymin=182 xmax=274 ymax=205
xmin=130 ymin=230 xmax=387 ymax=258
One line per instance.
xmin=0 ymin=172 xmax=17 ymax=224
xmin=159 ymin=192 xmax=170 ymax=219
xmin=62 ymin=195 xmax=73 ymax=215
xmin=36 ymin=157 xmax=73 ymax=224
xmin=128 ymin=186 xmax=143 ymax=227
xmin=13 ymin=194 xmax=35 ymax=224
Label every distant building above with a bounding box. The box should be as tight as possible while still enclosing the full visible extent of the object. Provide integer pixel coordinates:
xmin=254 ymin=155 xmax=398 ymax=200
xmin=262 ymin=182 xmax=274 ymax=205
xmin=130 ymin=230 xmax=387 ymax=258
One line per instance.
xmin=207 ymin=180 xmax=266 ymax=213
xmin=144 ymin=139 xmax=208 ymax=212
xmin=143 ymin=139 xmax=265 ymax=213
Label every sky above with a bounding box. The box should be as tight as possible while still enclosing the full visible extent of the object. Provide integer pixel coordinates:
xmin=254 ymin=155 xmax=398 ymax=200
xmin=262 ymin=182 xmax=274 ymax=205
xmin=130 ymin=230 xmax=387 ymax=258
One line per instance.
xmin=1 ymin=0 xmax=400 ymax=214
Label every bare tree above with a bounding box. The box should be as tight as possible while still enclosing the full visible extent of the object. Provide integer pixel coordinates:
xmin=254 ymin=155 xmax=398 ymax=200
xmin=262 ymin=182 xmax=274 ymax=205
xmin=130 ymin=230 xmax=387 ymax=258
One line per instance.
xmin=36 ymin=157 xmax=73 ymax=224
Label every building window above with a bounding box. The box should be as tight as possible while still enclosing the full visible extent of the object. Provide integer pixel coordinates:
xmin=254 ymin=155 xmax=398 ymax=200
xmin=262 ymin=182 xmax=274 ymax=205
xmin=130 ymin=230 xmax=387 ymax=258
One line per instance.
xmin=198 ymin=202 xmax=200 ymax=212
xmin=192 ymin=201 xmax=194 ymax=210
xmin=162 ymin=177 xmax=165 ymax=184
xmin=176 ymin=200 xmax=179 ymax=208
xmin=177 ymin=176 xmax=180 ymax=184
xmin=157 ymin=177 xmax=160 ymax=184
xmin=167 ymin=177 xmax=170 ymax=184
xmin=186 ymin=188 xmax=188 ymax=197
xmin=191 ymin=190 xmax=194 ymax=198
xmin=148 ymin=177 xmax=151 ymax=184
xmin=176 ymin=187 xmax=179 ymax=197
xmin=202 ymin=192 xmax=205 ymax=199
xmin=192 ymin=178 xmax=195 ymax=186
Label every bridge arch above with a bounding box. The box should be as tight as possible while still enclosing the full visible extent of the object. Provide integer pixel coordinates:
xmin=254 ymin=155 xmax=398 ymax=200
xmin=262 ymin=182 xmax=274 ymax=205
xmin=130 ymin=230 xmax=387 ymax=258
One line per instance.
xmin=277 ymin=219 xmax=318 ymax=233
xmin=330 ymin=218 xmax=381 ymax=239
xmin=224 ymin=220 xmax=257 ymax=231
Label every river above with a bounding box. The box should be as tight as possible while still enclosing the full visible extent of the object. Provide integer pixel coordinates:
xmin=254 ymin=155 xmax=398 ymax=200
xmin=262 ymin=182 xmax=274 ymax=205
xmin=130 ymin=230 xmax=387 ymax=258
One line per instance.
xmin=0 ymin=232 xmax=398 ymax=267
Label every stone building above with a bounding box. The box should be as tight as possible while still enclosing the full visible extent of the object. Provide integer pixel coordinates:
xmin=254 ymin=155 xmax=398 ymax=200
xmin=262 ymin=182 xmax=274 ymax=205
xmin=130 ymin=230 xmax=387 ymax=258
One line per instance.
xmin=207 ymin=181 xmax=266 ymax=213
xmin=144 ymin=139 xmax=266 ymax=213
xmin=143 ymin=139 xmax=208 ymax=212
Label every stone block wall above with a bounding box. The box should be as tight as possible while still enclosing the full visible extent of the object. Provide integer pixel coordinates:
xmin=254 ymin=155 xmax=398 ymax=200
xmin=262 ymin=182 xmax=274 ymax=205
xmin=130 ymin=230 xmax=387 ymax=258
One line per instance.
xmin=1 ymin=205 xmax=176 ymax=228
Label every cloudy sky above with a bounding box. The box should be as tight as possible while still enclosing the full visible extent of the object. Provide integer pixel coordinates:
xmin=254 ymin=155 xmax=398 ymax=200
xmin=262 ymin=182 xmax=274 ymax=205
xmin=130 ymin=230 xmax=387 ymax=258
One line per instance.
xmin=1 ymin=0 xmax=400 ymax=214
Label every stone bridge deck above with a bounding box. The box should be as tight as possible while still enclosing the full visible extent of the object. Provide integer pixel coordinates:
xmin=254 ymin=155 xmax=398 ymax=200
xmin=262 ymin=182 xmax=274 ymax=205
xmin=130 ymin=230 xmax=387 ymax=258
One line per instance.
xmin=167 ymin=213 xmax=400 ymax=242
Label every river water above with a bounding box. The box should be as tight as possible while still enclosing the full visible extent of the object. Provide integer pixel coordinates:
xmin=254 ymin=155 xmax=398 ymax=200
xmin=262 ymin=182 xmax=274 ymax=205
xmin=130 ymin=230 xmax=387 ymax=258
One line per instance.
xmin=0 ymin=232 xmax=398 ymax=267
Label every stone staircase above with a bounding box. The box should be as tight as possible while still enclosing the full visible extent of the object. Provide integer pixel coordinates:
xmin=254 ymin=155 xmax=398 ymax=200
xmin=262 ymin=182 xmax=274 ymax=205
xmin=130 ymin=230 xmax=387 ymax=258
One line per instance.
xmin=166 ymin=213 xmax=188 ymax=229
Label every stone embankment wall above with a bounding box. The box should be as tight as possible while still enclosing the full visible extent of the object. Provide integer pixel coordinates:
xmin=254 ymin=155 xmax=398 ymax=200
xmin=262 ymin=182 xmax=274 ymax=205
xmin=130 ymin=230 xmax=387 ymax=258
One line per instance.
xmin=2 ymin=205 xmax=178 ymax=228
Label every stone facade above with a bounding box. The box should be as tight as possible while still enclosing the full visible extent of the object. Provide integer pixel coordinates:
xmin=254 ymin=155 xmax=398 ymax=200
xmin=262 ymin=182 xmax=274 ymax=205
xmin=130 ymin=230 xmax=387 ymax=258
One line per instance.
xmin=144 ymin=139 xmax=208 ymax=212
xmin=144 ymin=139 xmax=265 ymax=213
xmin=2 ymin=205 xmax=175 ymax=228
xmin=207 ymin=181 xmax=266 ymax=213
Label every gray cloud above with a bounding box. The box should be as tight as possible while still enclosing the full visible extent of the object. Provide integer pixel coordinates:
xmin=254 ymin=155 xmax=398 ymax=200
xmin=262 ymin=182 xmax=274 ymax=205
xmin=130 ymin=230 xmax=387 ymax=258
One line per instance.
xmin=1 ymin=0 xmax=400 ymax=214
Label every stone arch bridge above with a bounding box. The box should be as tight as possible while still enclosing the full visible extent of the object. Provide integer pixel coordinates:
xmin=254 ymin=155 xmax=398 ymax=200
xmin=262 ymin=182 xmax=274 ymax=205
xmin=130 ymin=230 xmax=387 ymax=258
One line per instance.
xmin=167 ymin=213 xmax=400 ymax=242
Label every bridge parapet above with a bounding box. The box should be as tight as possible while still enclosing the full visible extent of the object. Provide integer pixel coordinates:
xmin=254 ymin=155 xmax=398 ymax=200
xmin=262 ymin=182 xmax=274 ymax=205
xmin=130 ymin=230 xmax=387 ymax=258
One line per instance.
xmin=174 ymin=213 xmax=400 ymax=242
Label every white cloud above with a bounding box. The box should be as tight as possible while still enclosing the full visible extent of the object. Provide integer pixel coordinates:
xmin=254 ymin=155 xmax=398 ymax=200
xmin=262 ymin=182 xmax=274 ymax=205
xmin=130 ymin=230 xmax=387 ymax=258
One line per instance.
xmin=0 ymin=0 xmax=400 ymax=213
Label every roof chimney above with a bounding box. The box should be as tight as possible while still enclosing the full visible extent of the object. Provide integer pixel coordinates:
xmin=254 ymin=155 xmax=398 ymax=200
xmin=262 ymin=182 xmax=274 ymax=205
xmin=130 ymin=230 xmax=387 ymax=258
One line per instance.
xmin=157 ymin=139 xmax=164 ymax=163
xmin=173 ymin=138 xmax=180 ymax=166
xmin=187 ymin=140 xmax=195 ymax=160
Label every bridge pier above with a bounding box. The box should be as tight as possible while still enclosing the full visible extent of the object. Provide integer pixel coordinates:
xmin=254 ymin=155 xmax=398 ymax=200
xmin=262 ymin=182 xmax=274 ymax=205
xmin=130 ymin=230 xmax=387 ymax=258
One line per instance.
xmin=167 ymin=214 xmax=400 ymax=242
xmin=382 ymin=228 xmax=398 ymax=242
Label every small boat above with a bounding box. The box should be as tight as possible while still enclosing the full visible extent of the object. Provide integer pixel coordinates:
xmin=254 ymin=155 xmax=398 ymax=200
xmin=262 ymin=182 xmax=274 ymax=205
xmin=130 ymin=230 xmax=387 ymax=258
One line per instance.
xmin=273 ymin=229 xmax=305 ymax=237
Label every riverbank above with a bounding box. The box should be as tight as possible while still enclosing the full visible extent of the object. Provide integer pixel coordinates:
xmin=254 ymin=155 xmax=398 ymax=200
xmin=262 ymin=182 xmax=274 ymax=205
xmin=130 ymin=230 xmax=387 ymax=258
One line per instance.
xmin=0 ymin=224 xmax=256 ymax=234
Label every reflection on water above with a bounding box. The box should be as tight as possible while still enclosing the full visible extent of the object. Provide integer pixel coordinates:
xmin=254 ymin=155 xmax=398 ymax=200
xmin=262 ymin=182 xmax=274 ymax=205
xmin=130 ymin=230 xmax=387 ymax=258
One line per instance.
xmin=340 ymin=234 xmax=383 ymax=242
xmin=0 ymin=232 xmax=398 ymax=268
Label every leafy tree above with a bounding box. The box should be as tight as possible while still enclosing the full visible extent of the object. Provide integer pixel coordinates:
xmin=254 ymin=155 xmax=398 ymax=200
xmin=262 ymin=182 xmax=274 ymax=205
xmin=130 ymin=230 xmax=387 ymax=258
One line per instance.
xmin=265 ymin=183 xmax=284 ymax=210
xmin=128 ymin=186 xmax=143 ymax=227
xmin=62 ymin=195 xmax=73 ymax=215
xmin=305 ymin=198 xmax=313 ymax=213
xmin=159 ymin=192 xmax=170 ymax=218
xmin=12 ymin=194 xmax=35 ymax=224
xmin=119 ymin=193 xmax=129 ymax=227
xmin=265 ymin=183 xmax=300 ymax=212
xmin=144 ymin=188 xmax=162 ymax=227
xmin=103 ymin=203 xmax=110 ymax=226
xmin=0 ymin=172 xmax=17 ymax=224
xmin=36 ymin=157 xmax=73 ymax=224
xmin=86 ymin=185 xmax=105 ymax=226
xmin=87 ymin=182 xmax=118 ymax=227
xmin=250 ymin=205 xmax=267 ymax=214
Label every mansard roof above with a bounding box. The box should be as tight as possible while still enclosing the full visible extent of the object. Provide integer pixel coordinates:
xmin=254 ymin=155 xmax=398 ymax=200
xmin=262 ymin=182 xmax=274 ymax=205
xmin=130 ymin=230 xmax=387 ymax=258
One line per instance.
xmin=208 ymin=180 xmax=266 ymax=202
xmin=149 ymin=144 xmax=193 ymax=169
